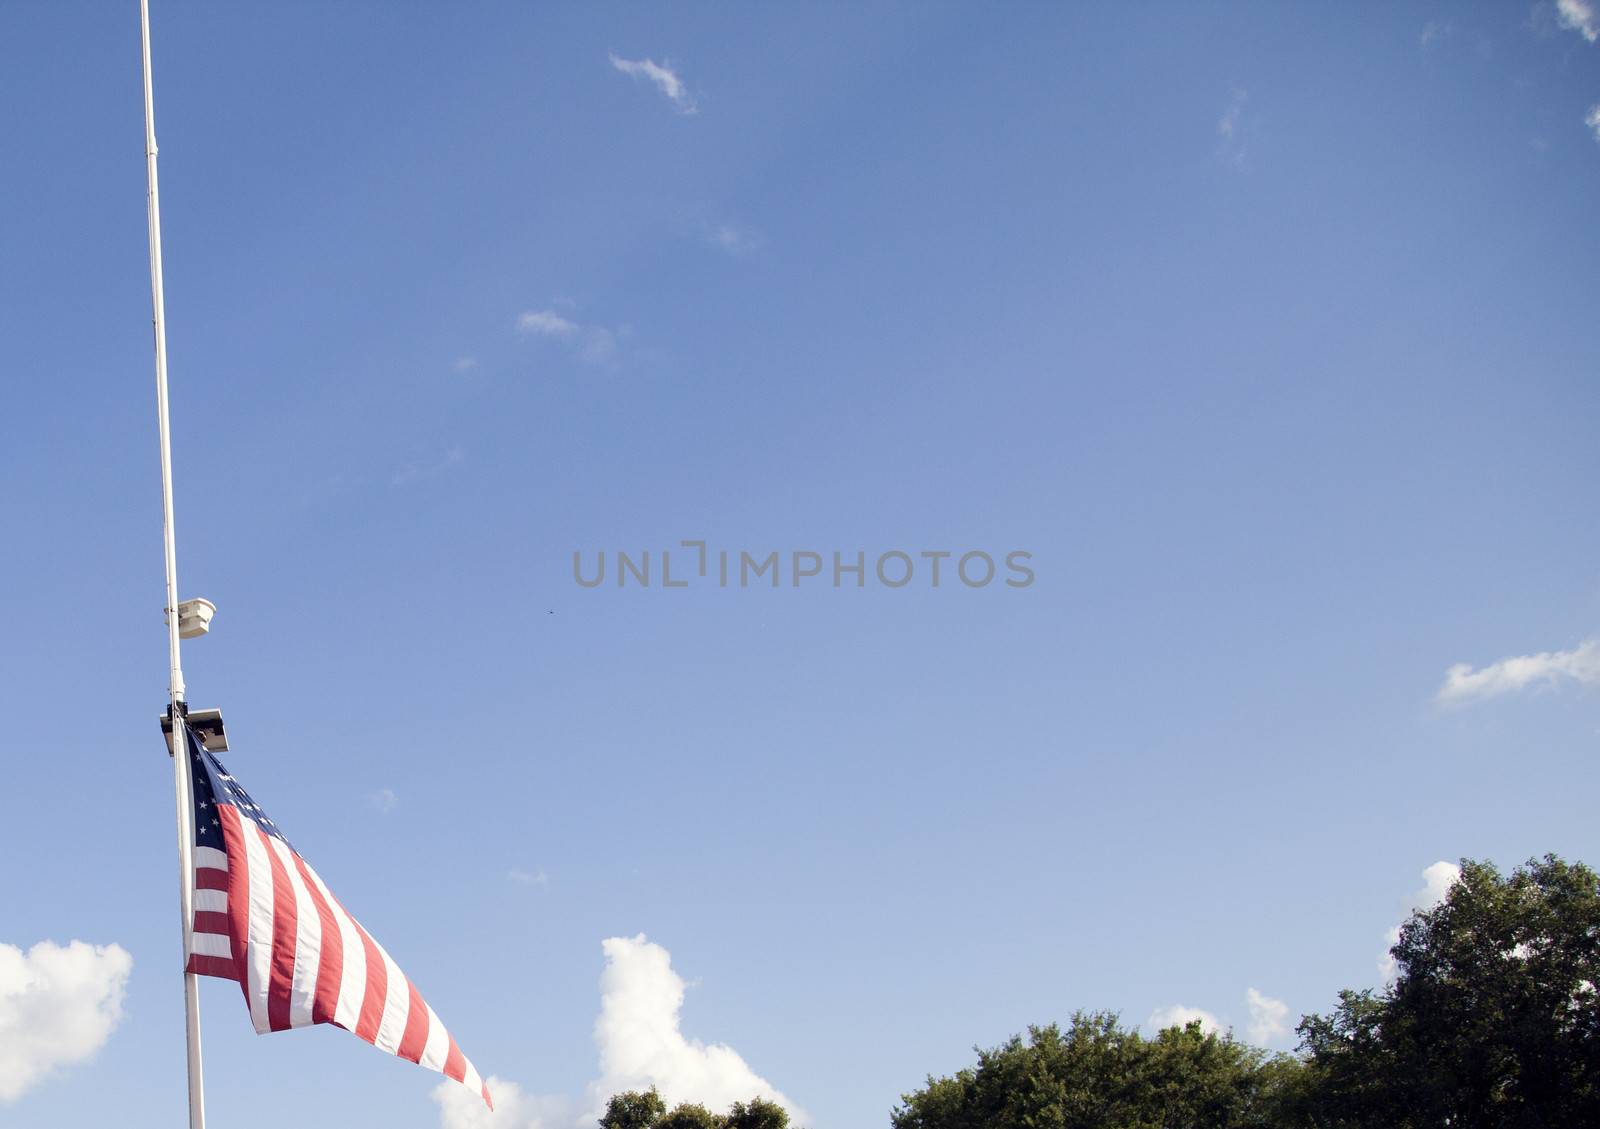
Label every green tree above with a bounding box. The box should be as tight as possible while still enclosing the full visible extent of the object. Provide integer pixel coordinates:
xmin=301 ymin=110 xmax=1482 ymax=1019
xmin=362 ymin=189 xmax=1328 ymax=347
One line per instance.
xmin=891 ymin=1011 xmax=1306 ymax=1129
xmin=656 ymin=1102 xmax=723 ymax=1129
xmin=1299 ymin=854 xmax=1600 ymax=1127
xmin=596 ymin=1090 xmax=795 ymax=1129
xmin=724 ymin=1097 xmax=789 ymax=1129
xmin=600 ymin=1089 xmax=668 ymax=1129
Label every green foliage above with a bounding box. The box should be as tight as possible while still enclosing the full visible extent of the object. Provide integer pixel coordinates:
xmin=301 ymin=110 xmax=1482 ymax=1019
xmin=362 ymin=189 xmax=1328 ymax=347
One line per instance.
xmin=891 ymin=1011 xmax=1307 ymax=1129
xmin=1299 ymin=854 xmax=1600 ymax=1127
xmin=655 ymin=1102 xmax=723 ymax=1129
xmin=724 ymin=1097 xmax=790 ymax=1129
xmin=597 ymin=1091 xmax=791 ymax=1129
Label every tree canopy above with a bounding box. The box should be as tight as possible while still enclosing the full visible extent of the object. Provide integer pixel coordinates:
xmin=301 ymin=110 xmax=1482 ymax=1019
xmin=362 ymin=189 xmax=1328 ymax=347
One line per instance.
xmin=1298 ymin=854 xmax=1600 ymax=1127
xmin=891 ymin=1013 xmax=1304 ymax=1129
xmin=895 ymin=855 xmax=1600 ymax=1129
xmin=600 ymin=1090 xmax=790 ymax=1129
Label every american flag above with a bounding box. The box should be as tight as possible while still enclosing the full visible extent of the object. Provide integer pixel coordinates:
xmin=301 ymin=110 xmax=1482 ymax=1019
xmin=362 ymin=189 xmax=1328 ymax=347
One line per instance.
xmin=180 ymin=724 xmax=492 ymax=1107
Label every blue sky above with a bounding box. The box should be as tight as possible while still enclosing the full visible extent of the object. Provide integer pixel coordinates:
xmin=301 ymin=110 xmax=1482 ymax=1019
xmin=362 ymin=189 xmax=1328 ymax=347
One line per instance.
xmin=2 ymin=1 xmax=1599 ymax=1126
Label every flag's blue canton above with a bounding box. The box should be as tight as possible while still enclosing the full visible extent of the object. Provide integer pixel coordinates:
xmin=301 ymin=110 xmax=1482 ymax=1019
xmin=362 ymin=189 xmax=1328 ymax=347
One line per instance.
xmin=186 ymin=727 xmax=294 ymax=853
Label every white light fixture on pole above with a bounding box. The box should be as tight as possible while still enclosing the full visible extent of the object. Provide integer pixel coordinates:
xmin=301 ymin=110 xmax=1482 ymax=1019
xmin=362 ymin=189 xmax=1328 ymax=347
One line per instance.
xmin=140 ymin=2 xmax=208 ymax=1125
xmin=166 ymin=597 xmax=218 ymax=640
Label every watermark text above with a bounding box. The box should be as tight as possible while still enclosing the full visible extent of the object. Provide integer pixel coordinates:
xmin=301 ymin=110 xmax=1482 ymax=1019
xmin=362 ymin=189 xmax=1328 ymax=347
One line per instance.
xmin=573 ymin=542 xmax=1034 ymax=590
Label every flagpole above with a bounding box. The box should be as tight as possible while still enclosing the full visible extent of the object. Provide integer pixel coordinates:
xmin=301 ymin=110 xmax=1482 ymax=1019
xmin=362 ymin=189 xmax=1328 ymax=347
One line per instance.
xmin=140 ymin=1 xmax=207 ymax=1126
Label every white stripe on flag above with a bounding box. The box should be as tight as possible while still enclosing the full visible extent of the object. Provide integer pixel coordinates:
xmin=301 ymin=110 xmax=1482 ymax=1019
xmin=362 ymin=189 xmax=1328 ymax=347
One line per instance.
xmin=195 ymin=846 xmax=229 ymax=871
xmin=190 ymin=932 xmax=232 ymax=959
xmin=419 ymin=997 xmax=451 ymax=1068
xmin=419 ymin=1001 xmax=449 ymax=1072
xmin=238 ymin=813 xmax=276 ymax=1034
xmin=194 ymin=888 xmax=228 ymax=913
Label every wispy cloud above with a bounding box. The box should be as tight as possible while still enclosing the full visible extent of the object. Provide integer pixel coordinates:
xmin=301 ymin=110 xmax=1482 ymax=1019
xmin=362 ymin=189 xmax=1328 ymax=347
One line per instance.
xmin=1147 ymin=1004 xmax=1222 ymax=1036
xmin=392 ymin=446 xmax=466 ymax=487
xmin=1420 ymin=20 xmax=1453 ymax=49
xmin=1436 ymin=639 xmax=1600 ymax=705
xmin=369 ymin=787 xmax=399 ymax=814
xmin=1380 ymin=861 xmax=1461 ymax=981
xmin=453 ymin=357 xmax=478 ymax=374
xmin=433 ymin=935 xmax=804 ymax=1129
xmin=1217 ymin=88 xmax=1250 ymax=165
xmin=706 ymin=223 xmax=762 ymax=257
xmin=1218 ymin=90 xmax=1247 ymax=138
xmin=0 ymin=940 xmax=132 ymax=1102
xmin=609 ymin=54 xmax=696 ymax=114
xmin=1587 ymin=105 xmax=1600 ymax=142
xmin=578 ymin=327 xmax=620 ymax=367
xmin=1557 ymin=0 xmax=1600 ymax=42
xmin=1245 ymin=988 xmax=1291 ymax=1046
xmin=517 ymin=308 xmax=629 ymax=370
xmin=507 ymin=868 xmax=549 ymax=887
xmin=517 ymin=310 xmax=580 ymax=338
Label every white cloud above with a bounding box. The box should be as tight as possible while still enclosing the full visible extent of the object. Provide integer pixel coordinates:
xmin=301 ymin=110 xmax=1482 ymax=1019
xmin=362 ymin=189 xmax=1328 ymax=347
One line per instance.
xmin=0 ymin=940 xmax=133 ymax=1102
xmin=1558 ymin=0 xmax=1600 ymax=42
xmin=507 ymin=868 xmax=549 ymax=887
xmin=1436 ymin=638 xmax=1600 ymax=705
xmin=1144 ymin=990 xmax=1291 ymax=1048
xmin=1416 ymin=859 xmax=1462 ymax=907
xmin=369 ymin=787 xmax=399 ymax=814
xmin=1420 ymin=21 xmax=1452 ymax=49
xmin=1146 ymin=1004 xmax=1222 ymax=1036
xmin=436 ymin=1075 xmax=570 ymax=1129
xmin=433 ymin=935 xmax=802 ymax=1129
xmin=1245 ymin=988 xmax=1291 ymax=1046
xmin=453 ymin=357 xmax=479 ymax=374
xmin=1380 ymin=860 xmax=1461 ymax=981
xmin=586 ymin=935 xmax=800 ymax=1120
xmin=609 ymin=54 xmax=696 ymax=114
xmin=1587 ymin=105 xmax=1600 ymax=142
xmin=517 ymin=310 xmax=579 ymax=338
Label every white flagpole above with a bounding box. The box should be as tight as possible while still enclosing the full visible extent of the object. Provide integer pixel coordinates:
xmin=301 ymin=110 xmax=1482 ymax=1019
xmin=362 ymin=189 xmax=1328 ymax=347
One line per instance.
xmin=140 ymin=1 xmax=207 ymax=1126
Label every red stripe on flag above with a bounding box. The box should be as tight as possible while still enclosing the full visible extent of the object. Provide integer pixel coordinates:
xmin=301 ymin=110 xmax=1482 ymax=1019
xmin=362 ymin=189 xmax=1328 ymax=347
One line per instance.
xmin=351 ymin=920 xmax=388 ymax=1044
xmin=291 ymin=854 xmax=345 ymax=1025
xmin=259 ymin=827 xmax=300 ymax=1032
xmin=195 ymin=868 xmax=229 ymax=891
xmin=186 ymin=953 xmax=240 ymax=981
xmin=442 ymin=1035 xmax=466 ymax=1084
xmin=193 ymin=911 xmax=231 ymax=935
xmin=396 ymin=980 xmax=430 ymax=1064
xmin=217 ymin=805 xmax=253 ymax=985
